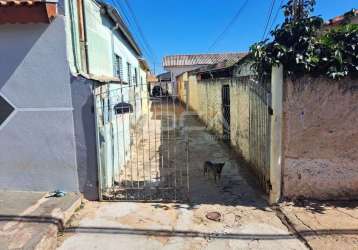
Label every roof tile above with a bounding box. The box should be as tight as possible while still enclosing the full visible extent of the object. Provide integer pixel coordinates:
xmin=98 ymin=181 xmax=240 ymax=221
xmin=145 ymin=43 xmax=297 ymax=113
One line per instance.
xmin=163 ymin=53 xmax=247 ymax=67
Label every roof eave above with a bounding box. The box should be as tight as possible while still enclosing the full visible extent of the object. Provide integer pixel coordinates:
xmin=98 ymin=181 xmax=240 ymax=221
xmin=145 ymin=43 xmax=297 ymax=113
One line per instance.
xmin=97 ymin=1 xmax=142 ymax=57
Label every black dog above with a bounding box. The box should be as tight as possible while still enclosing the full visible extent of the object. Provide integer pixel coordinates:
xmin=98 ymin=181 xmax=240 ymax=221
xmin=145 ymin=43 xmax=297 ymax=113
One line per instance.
xmin=203 ymin=161 xmax=225 ymax=183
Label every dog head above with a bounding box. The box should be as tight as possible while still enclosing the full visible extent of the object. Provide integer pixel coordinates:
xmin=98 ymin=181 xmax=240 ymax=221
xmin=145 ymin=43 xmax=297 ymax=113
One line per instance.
xmin=216 ymin=163 xmax=225 ymax=174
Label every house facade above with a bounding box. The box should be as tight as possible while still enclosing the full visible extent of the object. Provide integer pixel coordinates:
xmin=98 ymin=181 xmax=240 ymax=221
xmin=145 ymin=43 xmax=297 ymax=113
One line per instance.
xmin=0 ymin=0 xmax=149 ymax=200
xmin=163 ymin=53 xmax=246 ymax=96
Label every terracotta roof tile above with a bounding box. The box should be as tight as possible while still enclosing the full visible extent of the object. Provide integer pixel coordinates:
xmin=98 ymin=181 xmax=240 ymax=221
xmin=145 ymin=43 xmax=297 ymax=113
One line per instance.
xmin=0 ymin=0 xmax=57 ymax=24
xmin=0 ymin=0 xmax=55 ymax=5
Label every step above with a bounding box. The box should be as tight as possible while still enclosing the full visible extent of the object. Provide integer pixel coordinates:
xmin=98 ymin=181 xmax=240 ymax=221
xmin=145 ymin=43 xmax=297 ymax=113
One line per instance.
xmin=0 ymin=191 xmax=81 ymax=250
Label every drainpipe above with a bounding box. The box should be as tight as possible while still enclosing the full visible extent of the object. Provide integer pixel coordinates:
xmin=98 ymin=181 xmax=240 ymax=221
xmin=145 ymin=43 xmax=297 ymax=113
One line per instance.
xmin=77 ymin=0 xmax=90 ymax=74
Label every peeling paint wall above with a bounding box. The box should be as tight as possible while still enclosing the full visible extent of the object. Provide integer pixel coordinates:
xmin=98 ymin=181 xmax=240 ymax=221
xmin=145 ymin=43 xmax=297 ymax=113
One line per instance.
xmin=178 ymin=74 xmax=263 ymax=163
xmin=230 ymin=81 xmax=250 ymax=160
xmin=282 ymin=77 xmax=358 ymax=200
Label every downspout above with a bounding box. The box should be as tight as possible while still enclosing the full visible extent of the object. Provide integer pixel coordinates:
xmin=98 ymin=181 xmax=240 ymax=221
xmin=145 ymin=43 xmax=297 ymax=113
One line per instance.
xmin=77 ymin=0 xmax=90 ymax=74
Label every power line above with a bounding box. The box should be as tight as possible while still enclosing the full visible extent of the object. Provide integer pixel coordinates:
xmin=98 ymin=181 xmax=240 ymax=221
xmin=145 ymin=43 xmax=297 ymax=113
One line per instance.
xmin=208 ymin=0 xmax=249 ymax=51
xmin=123 ymin=0 xmax=157 ymax=63
xmin=267 ymin=0 xmax=285 ymax=36
xmin=111 ymin=0 xmax=157 ymax=70
xmin=261 ymin=0 xmax=277 ymax=40
xmin=111 ymin=0 xmax=133 ymax=29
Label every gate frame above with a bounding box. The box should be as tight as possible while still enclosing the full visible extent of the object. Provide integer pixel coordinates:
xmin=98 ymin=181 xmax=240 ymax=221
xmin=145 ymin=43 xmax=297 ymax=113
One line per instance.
xmin=94 ymin=81 xmax=190 ymax=202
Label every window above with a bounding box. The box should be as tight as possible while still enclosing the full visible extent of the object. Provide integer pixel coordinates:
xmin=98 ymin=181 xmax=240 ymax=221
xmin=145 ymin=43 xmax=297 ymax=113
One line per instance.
xmin=127 ymin=62 xmax=132 ymax=85
xmin=113 ymin=54 xmax=123 ymax=79
xmin=134 ymin=67 xmax=138 ymax=86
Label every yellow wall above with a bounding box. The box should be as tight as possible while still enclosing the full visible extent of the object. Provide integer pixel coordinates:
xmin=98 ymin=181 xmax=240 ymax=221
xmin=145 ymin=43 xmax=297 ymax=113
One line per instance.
xmin=177 ymin=74 xmax=251 ymax=160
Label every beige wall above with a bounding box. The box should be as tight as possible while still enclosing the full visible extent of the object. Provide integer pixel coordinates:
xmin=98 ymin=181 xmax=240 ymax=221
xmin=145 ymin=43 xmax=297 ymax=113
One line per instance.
xmin=230 ymin=80 xmax=250 ymax=161
xmin=282 ymin=77 xmax=358 ymax=200
xmin=177 ymin=74 xmax=252 ymax=162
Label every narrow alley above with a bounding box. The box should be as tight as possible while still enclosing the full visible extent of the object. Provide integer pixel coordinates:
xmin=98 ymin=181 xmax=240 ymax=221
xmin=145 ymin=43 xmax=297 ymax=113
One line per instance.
xmin=57 ymin=98 xmax=307 ymax=250
xmin=0 ymin=1 xmax=357 ymax=249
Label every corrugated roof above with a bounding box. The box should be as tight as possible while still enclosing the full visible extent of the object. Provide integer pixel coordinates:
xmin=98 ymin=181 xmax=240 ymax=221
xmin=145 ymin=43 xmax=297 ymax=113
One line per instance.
xmin=196 ymin=59 xmax=238 ymax=74
xmin=163 ymin=52 xmax=247 ymax=67
xmin=157 ymin=71 xmax=171 ymax=81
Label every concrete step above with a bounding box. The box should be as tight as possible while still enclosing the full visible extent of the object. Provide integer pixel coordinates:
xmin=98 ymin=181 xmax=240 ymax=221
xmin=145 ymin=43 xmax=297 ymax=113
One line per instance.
xmin=0 ymin=191 xmax=81 ymax=250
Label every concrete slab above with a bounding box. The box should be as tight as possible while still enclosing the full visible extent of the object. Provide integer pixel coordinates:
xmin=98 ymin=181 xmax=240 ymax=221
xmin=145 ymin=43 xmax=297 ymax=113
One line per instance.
xmin=58 ymin=201 xmax=307 ymax=250
xmin=280 ymin=201 xmax=358 ymax=250
xmin=0 ymin=191 xmax=81 ymax=250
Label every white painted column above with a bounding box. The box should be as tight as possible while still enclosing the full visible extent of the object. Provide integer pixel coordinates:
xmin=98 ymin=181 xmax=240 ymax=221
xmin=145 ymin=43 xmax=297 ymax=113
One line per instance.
xmin=269 ymin=65 xmax=284 ymax=204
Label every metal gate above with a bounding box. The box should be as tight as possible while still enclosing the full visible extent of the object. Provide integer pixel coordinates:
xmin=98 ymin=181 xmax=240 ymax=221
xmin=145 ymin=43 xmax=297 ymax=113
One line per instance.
xmin=248 ymin=77 xmax=271 ymax=193
xmin=221 ymin=84 xmax=231 ymax=141
xmin=94 ymin=81 xmax=190 ymax=201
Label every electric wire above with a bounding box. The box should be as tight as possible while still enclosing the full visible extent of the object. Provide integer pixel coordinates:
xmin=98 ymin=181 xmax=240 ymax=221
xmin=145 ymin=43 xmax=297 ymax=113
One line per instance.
xmin=208 ymin=0 xmax=249 ymax=51
xmin=261 ymin=0 xmax=277 ymax=40
xmin=123 ymin=0 xmax=158 ymax=63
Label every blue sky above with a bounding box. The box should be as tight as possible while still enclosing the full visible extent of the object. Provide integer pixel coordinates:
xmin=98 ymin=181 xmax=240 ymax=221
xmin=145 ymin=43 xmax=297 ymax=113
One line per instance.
xmin=109 ymin=0 xmax=357 ymax=73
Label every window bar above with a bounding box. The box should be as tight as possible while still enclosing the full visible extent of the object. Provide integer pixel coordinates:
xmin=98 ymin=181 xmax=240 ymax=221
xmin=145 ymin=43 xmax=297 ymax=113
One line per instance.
xmin=172 ymin=86 xmax=177 ymax=200
xmin=160 ymin=82 xmax=164 ymax=196
xmin=127 ymin=86 xmax=134 ymax=198
xmin=133 ymin=85 xmax=140 ymax=199
xmin=153 ymin=88 xmax=158 ymax=199
xmin=108 ymin=89 xmax=115 ymax=200
xmin=140 ymin=83 xmax=146 ymax=199
xmin=146 ymin=82 xmax=152 ymax=200
xmin=166 ymin=86 xmax=171 ymax=194
xmin=120 ymin=86 xmax=128 ymax=200
xmin=114 ymin=92 xmax=121 ymax=199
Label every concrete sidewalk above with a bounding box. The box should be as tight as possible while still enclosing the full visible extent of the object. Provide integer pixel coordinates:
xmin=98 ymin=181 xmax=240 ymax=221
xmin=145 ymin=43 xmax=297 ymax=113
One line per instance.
xmin=280 ymin=201 xmax=358 ymax=250
xmin=0 ymin=191 xmax=81 ymax=250
xmin=58 ymin=201 xmax=307 ymax=250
